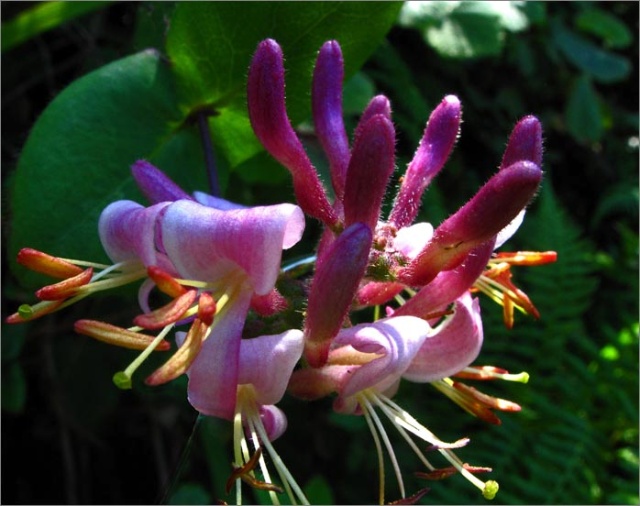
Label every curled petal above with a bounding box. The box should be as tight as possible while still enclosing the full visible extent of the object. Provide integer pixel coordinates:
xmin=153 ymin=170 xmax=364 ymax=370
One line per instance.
xmin=331 ymin=316 xmax=432 ymax=399
xmin=238 ymin=329 xmax=304 ymax=406
xmin=304 ymin=223 xmax=372 ymax=367
xmin=193 ymin=191 xmax=246 ymax=210
xmin=74 ymin=319 xmax=171 ymax=351
xmin=247 ymin=39 xmax=337 ymax=226
xmin=161 ymin=200 xmax=304 ymax=295
xmin=99 ymin=200 xmax=171 ymax=267
xmin=183 ymin=287 xmax=252 ymax=419
xmin=398 ymin=161 xmax=542 ymax=286
xmin=343 ymin=114 xmax=396 ymax=230
xmin=403 ymin=294 xmax=483 ymax=383
xmin=313 ymin=40 xmax=350 ymax=199
xmin=389 ymin=95 xmax=462 ymax=229
xmin=145 ymin=318 xmax=207 ymax=385
xmin=500 ymin=115 xmax=542 ymax=170
xmin=17 ymin=248 xmax=83 ymax=279
xmin=259 ymin=405 xmax=289 ymax=442
xmin=36 ymin=267 xmax=93 ymax=300
xmin=131 ymin=160 xmax=193 ymax=204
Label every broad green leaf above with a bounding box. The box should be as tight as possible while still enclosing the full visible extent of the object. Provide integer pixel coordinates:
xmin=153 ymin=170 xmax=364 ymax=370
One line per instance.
xmin=1 ymin=1 xmax=112 ymax=53
xmin=303 ymin=475 xmax=335 ymax=505
xmin=166 ymin=2 xmax=402 ymax=165
xmin=8 ymin=50 xmax=208 ymax=287
xmin=565 ymin=75 xmax=603 ymax=143
xmin=551 ymin=18 xmax=631 ymax=83
xmin=576 ymin=7 xmax=633 ymax=49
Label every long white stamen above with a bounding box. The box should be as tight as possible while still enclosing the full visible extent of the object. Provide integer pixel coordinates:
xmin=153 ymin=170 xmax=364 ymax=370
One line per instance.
xmin=361 ymin=394 xmax=405 ymax=500
xmin=359 ymin=394 xmax=386 ymax=505
xmin=245 ymin=411 xmax=282 ymax=506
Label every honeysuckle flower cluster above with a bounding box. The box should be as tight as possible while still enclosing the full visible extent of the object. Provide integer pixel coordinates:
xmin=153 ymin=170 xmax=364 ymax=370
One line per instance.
xmin=8 ymin=38 xmax=557 ymax=504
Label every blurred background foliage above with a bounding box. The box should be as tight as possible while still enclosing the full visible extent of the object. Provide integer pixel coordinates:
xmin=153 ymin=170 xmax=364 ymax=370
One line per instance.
xmin=1 ymin=1 xmax=638 ymax=505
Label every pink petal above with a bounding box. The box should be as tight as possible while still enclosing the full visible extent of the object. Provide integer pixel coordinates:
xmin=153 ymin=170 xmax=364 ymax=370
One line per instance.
xmin=392 ymin=222 xmax=434 ymax=260
xmin=238 ymin=329 xmax=304 ymax=406
xmin=98 ymin=200 xmax=172 ymax=267
xmin=332 ymin=316 xmax=432 ymax=398
xmin=403 ymin=293 xmax=483 ymax=383
xmin=160 ymin=200 xmax=304 ymax=295
xmin=258 ymin=405 xmax=289 ymax=441
xmin=183 ymin=288 xmax=253 ymax=419
xmin=193 ymin=191 xmax=247 ymax=210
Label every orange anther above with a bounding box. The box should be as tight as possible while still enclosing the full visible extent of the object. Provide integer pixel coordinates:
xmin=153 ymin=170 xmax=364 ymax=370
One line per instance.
xmin=133 ymin=290 xmax=197 ymax=330
xmin=74 ymin=319 xmax=171 ymax=350
xmin=17 ymin=248 xmax=84 ymax=279
xmin=145 ymin=318 xmax=206 ymax=385
xmin=147 ymin=266 xmax=187 ymax=298
xmin=197 ymin=292 xmax=217 ymax=326
xmin=36 ymin=268 xmax=94 ymax=300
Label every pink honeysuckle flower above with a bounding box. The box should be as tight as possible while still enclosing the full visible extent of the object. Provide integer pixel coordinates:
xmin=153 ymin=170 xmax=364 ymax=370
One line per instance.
xmin=288 ymin=303 xmax=497 ymax=502
xmin=8 ymin=162 xmax=306 ymax=417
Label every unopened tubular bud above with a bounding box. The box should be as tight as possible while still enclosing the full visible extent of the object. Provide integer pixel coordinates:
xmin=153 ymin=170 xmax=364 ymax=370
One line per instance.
xmin=398 ymin=161 xmax=542 ymax=286
xmin=390 ymin=95 xmax=462 ymax=229
xmin=313 ymin=40 xmax=350 ymax=200
xmin=304 ymin=223 xmax=372 ymax=367
xmin=343 ymin=114 xmax=396 ymax=231
xmin=247 ymin=39 xmax=337 ymax=227
xmin=500 ymin=115 xmax=542 ymax=170
xmin=131 ymin=160 xmax=194 ymax=204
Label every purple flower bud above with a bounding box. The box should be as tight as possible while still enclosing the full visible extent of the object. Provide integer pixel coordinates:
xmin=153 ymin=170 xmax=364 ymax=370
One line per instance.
xmin=131 ymin=160 xmax=194 ymax=204
xmin=313 ymin=40 xmax=350 ymax=200
xmin=247 ymin=39 xmax=338 ymax=227
xmin=343 ymin=114 xmax=396 ymax=230
xmin=500 ymin=115 xmax=543 ymax=170
xmin=304 ymin=223 xmax=372 ymax=367
xmin=353 ymin=95 xmax=392 ymax=145
xmin=398 ymin=161 xmax=542 ymax=286
xmin=389 ymin=95 xmax=461 ymax=229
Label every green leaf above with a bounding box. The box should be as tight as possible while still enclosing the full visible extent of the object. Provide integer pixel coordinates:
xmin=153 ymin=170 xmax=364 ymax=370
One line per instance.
xmin=399 ymin=1 xmax=529 ymax=59
xmin=565 ymin=74 xmax=603 ymax=143
xmin=1 ymin=1 xmax=113 ymax=53
xmin=425 ymin=10 xmax=504 ymax=59
xmin=166 ymin=2 xmax=402 ymax=165
xmin=576 ymin=7 xmax=633 ymax=49
xmin=8 ymin=50 xmax=208 ymax=288
xmin=551 ymin=18 xmax=631 ymax=83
